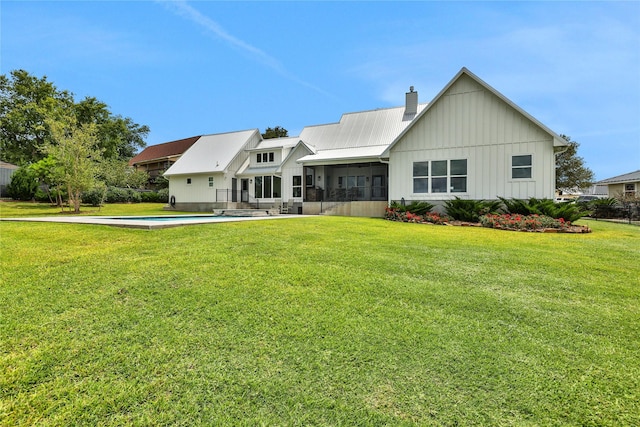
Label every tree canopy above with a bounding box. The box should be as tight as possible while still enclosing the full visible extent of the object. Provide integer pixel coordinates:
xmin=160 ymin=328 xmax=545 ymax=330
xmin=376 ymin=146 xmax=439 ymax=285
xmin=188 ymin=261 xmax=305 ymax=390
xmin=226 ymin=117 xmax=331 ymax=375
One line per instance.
xmin=0 ymin=69 xmax=149 ymax=165
xmin=45 ymin=115 xmax=103 ymax=213
xmin=556 ymin=135 xmax=595 ymax=191
xmin=262 ymin=126 xmax=288 ymax=139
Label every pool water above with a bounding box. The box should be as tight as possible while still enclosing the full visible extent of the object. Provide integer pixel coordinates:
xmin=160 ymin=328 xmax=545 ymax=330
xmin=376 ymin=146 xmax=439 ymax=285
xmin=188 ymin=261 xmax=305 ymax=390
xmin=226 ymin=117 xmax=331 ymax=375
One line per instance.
xmin=111 ymin=215 xmax=223 ymax=222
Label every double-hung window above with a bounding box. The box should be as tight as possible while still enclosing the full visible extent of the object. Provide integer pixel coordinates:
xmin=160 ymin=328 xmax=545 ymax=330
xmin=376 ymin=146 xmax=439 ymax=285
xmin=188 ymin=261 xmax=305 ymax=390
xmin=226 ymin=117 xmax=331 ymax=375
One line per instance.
xmin=625 ymin=183 xmax=636 ymax=197
xmin=208 ymin=177 xmax=214 ymax=188
xmin=292 ymin=175 xmax=302 ymax=197
xmin=512 ymin=155 xmax=532 ymax=179
xmin=431 ymin=161 xmax=448 ymax=193
xmin=450 ymin=159 xmax=467 ymax=192
xmin=413 ymin=162 xmax=429 ymax=193
xmin=413 ymin=159 xmax=467 ymax=193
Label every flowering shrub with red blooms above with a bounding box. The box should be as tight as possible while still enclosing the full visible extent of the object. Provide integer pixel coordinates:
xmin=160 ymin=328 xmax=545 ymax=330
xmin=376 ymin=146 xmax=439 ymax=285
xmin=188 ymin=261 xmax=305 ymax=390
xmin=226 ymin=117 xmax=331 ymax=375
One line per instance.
xmin=479 ymin=213 xmax=570 ymax=231
xmin=385 ymin=208 xmax=449 ymax=225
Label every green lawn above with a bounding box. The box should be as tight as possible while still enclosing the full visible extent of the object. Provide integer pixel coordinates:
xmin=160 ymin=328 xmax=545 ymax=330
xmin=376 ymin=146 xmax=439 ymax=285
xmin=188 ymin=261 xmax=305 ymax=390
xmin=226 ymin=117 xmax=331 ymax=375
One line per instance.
xmin=1 ymin=203 xmax=639 ymax=425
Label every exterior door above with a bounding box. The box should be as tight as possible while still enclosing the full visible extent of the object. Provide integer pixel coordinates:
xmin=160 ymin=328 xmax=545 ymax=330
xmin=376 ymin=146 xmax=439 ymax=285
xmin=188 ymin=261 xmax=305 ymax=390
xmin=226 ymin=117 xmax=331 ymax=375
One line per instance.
xmin=232 ymin=178 xmax=238 ymax=202
xmin=372 ymin=175 xmax=385 ymax=199
xmin=241 ymin=179 xmax=249 ymax=202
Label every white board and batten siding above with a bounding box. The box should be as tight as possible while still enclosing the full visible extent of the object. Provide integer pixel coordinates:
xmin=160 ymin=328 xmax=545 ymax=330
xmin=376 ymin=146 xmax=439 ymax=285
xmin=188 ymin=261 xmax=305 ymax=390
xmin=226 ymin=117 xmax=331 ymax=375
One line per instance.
xmin=169 ymin=173 xmax=222 ymax=203
xmin=389 ymin=73 xmax=557 ymax=202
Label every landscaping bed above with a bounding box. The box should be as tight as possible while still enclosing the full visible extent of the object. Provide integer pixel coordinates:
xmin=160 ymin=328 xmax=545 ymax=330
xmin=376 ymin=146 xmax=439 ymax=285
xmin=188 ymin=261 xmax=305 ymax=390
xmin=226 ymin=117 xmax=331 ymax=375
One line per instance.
xmin=385 ymin=198 xmax=593 ymax=233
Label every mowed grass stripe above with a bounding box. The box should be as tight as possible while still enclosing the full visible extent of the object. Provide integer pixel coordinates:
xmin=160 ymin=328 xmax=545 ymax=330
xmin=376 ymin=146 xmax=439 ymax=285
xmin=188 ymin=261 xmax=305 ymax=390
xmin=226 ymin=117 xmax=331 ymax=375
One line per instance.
xmin=1 ymin=209 xmax=638 ymax=425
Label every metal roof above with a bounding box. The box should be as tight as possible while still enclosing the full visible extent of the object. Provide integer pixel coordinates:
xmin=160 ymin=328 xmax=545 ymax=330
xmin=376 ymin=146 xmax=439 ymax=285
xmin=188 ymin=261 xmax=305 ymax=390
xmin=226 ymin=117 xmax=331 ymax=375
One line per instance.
xmin=296 ymin=104 xmax=427 ymax=163
xmin=237 ymin=165 xmax=280 ymax=176
xmin=597 ymin=169 xmax=640 ymax=184
xmin=299 ymin=104 xmax=427 ymax=151
xmin=297 ymin=145 xmax=389 ymax=165
xmin=164 ymin=129 xmax=259 ymax=176
xmin=250 ymin=137 xmax=301 ymax=151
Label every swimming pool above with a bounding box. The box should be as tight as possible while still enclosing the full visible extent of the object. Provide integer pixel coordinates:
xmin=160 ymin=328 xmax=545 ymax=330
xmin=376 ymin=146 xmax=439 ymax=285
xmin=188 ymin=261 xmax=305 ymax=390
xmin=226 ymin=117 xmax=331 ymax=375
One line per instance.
xmin=110 ymin=215 xmax=224 ymax=222
xmin=1 ymin=214 xmax=304 ymax=229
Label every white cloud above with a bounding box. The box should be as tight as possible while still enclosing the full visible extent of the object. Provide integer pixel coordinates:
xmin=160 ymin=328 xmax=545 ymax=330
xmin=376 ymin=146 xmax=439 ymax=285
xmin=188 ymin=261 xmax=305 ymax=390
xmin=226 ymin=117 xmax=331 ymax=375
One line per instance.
xmin=157 ymin=0 xmax=333 ymax=97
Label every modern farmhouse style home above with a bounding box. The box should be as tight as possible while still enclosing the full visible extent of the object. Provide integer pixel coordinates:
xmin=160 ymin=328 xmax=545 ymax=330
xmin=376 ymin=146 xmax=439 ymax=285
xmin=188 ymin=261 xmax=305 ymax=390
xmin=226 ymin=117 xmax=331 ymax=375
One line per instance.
xmin=163 ymin=68 xmax=568 ymax=216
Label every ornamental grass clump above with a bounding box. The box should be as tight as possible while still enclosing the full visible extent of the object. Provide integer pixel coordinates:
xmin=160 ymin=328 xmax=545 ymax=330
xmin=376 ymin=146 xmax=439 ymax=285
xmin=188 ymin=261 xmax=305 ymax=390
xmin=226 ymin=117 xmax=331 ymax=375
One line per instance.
xmin=479 ymin=213 xmax=570 ymax=231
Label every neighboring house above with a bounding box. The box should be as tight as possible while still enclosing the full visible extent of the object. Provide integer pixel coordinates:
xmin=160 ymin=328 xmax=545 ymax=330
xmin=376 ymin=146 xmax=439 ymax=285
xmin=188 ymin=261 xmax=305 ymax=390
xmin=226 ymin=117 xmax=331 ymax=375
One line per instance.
xmin=164 ymin=68 xmax=568 ymax=216
xmin=0 ymin=161 xmax=19 ymax=197
xmin=129 ymin=136 xmax=199 ymax=187
xmin=596 ymin=170 xmax=640 ymax=198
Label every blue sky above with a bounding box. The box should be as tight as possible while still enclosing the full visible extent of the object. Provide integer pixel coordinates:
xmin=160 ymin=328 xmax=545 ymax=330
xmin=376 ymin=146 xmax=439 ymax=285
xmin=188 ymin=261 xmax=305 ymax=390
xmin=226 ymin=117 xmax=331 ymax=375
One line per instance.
xmin=2 ymin=1 xmax=639 ymax=181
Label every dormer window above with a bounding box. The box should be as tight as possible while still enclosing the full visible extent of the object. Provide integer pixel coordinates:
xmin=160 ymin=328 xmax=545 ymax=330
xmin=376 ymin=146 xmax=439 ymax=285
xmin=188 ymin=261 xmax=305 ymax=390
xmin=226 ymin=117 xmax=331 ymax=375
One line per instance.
xmin=256 ymin=152 xmax=275 ymax=164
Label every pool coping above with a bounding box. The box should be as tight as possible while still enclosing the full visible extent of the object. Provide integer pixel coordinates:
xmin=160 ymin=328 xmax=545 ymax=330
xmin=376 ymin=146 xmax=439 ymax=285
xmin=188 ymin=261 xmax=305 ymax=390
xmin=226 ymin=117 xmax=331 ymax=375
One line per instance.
xmin=0 ymin=214 xmax=311 ymax=230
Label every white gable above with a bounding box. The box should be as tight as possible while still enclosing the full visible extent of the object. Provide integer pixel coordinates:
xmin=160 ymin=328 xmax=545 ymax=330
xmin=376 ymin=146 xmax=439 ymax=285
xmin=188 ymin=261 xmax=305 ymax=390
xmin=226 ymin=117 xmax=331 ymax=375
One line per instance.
xmin=164 ymin=129 xmax=260 ymax=176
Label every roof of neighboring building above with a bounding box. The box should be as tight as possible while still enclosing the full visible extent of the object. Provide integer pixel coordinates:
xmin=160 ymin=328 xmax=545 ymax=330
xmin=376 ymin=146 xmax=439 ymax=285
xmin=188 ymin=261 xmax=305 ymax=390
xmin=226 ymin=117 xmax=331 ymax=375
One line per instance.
xmin=128 ymin=136 xmax=200 ymax=166
xmin=0 ymin=161 xmax=19 ymax=170
xmin=596 ymin=169 xmax=640 ymax=185
xmin=164 ymin=129 xmax=260 ymax=176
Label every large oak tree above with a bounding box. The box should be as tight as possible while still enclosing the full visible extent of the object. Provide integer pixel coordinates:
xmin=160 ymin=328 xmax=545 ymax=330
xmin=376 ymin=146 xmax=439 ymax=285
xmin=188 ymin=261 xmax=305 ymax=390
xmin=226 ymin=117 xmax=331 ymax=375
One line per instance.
xmin=556 ymin=135 xmax=595 ymax=191
xmin=1 ymin=69 xmax=149 ymax=165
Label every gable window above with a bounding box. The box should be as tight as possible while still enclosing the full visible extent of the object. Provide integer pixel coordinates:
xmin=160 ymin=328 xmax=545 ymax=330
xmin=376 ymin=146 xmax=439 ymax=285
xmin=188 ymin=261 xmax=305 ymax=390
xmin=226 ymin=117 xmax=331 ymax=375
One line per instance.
xmin=512 ymin=155 xmax=532 ymax=179
xmin=256 ymin=154 xmax=262 ymax=163
xmin=413 ymin=159 xmax=467 ymax=193
xmin=293 ymin=175 xmax=302 ymax=197
xmin=208 ymin=177 xmax=214 ymax=188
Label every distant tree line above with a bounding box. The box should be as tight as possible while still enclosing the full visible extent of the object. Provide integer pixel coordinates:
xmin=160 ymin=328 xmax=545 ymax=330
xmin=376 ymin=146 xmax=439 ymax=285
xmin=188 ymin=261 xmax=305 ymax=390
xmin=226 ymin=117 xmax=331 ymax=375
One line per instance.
xmin=1 ymin=69 xmax=151 ymax=212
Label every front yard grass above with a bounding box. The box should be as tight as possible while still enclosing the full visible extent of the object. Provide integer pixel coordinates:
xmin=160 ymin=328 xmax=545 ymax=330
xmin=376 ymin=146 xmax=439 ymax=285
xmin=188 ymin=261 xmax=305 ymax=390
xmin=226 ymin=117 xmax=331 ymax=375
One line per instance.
xmin=1 ymin=205 xmax=638 ymax=425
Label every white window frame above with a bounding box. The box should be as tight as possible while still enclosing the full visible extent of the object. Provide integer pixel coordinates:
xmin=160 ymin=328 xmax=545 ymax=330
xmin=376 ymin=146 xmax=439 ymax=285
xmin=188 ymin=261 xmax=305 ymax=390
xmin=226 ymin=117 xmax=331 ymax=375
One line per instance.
xmin=624 ymin=183 xmax=636 ymax=196
xmin=208 ymin=176 xmax=214 ymax=188
xmin=512 ymin=154 xmax=533 ymax=180
xmin=292 ymin=175 xmax=302 ymax=198
xmin=412 ymin=159 xmax=467 ymax=194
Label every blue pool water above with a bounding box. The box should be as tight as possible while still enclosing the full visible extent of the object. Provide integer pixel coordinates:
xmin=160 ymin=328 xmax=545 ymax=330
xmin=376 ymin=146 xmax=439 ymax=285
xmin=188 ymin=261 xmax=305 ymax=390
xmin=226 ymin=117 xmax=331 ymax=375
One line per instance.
xmin=111 ymin=215 xmax=224 ymax=222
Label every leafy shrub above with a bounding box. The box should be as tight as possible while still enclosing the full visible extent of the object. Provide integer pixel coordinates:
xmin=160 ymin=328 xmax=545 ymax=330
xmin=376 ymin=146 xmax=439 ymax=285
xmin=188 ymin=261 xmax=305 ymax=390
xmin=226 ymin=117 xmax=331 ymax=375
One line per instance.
xmin=444 ymin=197 xmax=502 ymax=222
xmin=390 ymin=200 xmax=435 ymax=215
xmin=82 ymin=185 xmax=107 ymax=207
xmin=385 ymin=207 xmax=448 ymax=224
xmin=405 ymin=201 xmax=434 ymax=215
xmin=499 ymin=197 xmax=586 ymax=222
xmin=139 ymin=190 xmax=169 ymax=203
xmin=105 ymin=187 xmax=142 ymax=203
xmin=480 ymin=213 xmax=571 ymax=231
xmin=6 ymin=167 xmax=38 ymax=201
xmin=157 ymin=188 xmax=169 ymax=203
